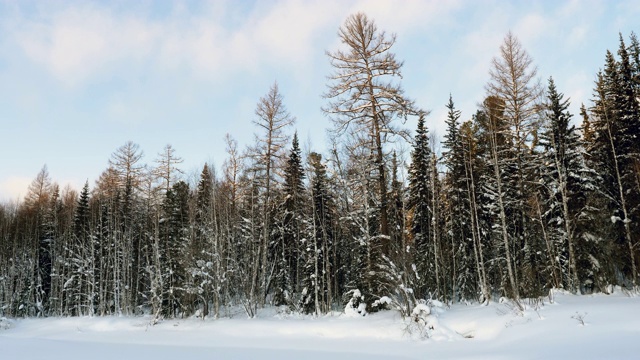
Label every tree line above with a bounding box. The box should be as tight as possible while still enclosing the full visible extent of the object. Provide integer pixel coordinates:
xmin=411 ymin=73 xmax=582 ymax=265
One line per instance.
xmin=1 ymin=13 xmax=638 ymax=318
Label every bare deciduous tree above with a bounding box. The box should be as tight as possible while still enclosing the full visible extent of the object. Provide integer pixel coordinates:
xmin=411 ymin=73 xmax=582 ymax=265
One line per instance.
xmin=154 ymin=144 xmax=184 ymax=194
xmin=324 ymin=12 xmax=419 ymax=255
xmin=250 ymin=82 xmax=295 ymax=307
xmin=483 ymin=32 xmax=543 ymax=302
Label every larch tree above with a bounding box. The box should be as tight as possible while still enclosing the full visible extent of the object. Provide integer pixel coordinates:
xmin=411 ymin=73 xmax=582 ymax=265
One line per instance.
xmin=24 ymin=165 xmax=53 ymax=316
xmin=323 ymin=12 xmax=419 ymax=306
xmin=324 ymin=12 xmax=418 ymax=255
xmin=220 ymin=133 xmax=243 ymax=314
xmin=483 ymin=31 xmax=543 ymax=301
xmin=250 ymin=82 xmax=295 ymax=308
xmin=154 ymin=144 xmax=184 ymax=195
xmin=109 ymin=141 xmax=146 ymax=314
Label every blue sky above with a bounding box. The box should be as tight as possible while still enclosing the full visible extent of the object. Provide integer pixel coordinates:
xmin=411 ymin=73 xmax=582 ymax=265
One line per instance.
xmin=1 ymin=0 xmax=639 ymax=201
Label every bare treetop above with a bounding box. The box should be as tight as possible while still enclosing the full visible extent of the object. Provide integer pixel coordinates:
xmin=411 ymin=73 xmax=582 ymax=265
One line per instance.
xmin=485 ymin=31 xmax=543 ymax=134
xmin=109 ymin=141 xmax=145 ymax=185
xmin=323 ymin=12 xmax=420 ymax=140
xmin=154 ymin=144 xmax=184 ymax=194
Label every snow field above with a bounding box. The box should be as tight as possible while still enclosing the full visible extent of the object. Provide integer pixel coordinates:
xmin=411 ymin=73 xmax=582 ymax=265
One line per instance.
xmin=1 ymin=290 xmax=639 ymax=359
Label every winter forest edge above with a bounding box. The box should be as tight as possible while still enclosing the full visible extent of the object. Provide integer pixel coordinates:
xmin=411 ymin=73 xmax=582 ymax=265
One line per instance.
xmin=1 ymin=13 xmax=639 ymax=322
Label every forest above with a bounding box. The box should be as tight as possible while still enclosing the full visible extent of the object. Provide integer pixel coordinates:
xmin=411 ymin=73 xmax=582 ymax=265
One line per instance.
xmin=0 ymin=13 xmax=639 ymax=320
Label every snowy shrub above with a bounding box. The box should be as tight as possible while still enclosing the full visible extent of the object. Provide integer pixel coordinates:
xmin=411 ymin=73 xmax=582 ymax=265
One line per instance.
xmin=605 ymin=284 xmax=614 ymax=294
xmin=496 ymin=297 xmax=524 ymax=317
xmin=403 ymin=299 xmax=443 ymax=340
xmin=377 ymin=255 xmax=419 ymax=317
xmin=275 ymin=304 xmax=301 ymax=318
xmin=412 ymin=303 xmax=431 ymax=317
xmin=0 ymin=317 xmax=12 ymax=331
xmin=371 ymin=296 xmax=392 ymax=311
xmin=344 ymin=289 xmax=367 ymax=317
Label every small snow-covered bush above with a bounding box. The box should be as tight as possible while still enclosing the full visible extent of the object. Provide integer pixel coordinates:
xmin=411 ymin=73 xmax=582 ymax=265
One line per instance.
xmin=496 ymin=297 xmax=524 ymax=317
xmin=404 ymin=300 xmax=443 ymax=340
xmin=344 ymin=289 xmax=367 ymax=317
xmin=412 ymin=303 xmax=431 ymax=318
xmin=0 ymin=317 xmax=12 ymax=331
xmin=371 ymin=296 xmax=392 ymax=311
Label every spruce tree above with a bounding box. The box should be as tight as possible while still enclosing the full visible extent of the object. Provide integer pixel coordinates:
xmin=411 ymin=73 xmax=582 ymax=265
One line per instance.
xmin=71 ymin=181 xmax=93 ymax=315
xmin=300 ymin=152 xmax=336 ymax=314
xmin=589 ymin=46 xmax=640 ymax=287
xmin=539 ymin=77 xmax=598 ymax=292
xmin=191 ymin=163 xmax=215 ymax=318
xmin=442 ymin=95 xmax=475 ymax=301
xmin=459 ymin=119 xmax=490 ymax=301
xmin=275 ymin=133 xmax=307 ymax=307
xmin=407 ymin=114 xmax=434 ymax=298
xmin=161 ymin=181 xmax=191 ymax=317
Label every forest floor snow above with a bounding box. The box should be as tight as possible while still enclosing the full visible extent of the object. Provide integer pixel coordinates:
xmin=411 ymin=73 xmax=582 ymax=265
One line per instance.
xmin=1 ymin=290 xmax=639 ymax=359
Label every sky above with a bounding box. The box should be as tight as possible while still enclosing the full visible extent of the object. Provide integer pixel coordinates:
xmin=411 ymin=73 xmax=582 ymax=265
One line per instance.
xmin=1 ymin=0 xmax=639 ymax=202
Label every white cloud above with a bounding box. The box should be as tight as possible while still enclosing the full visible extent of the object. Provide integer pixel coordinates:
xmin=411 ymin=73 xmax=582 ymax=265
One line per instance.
xmin=16 ymin=5 xmax=161 ymax=87
xmin=514 ymin=13 xmax=548 ymax=46
xmin=8 ymin=0 xmax=469 ymax=89
xmin=0 ymin=176 xmax=31 ymax=202
xmin=350 ymin=0 xmax=462 ymax=34
xmin=250 ymin=0 xmax=339 ymax=64
xmin=3 ymin=0 xmax=629 ymax=155
xmin=9 ymin=1 xmax=349 ymax=87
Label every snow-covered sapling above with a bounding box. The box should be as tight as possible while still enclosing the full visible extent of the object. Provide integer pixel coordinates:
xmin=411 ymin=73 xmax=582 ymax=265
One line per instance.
xmin=571 ymin=312 xmax=588 ymax=326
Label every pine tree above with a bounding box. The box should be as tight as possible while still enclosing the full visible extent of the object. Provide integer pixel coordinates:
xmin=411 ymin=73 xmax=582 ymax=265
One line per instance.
xmin=478 ymin=96 xmax=521 ymax=302
xmin=74 ymin=182 xmax=90 ymax=239
xmin=336 ymin=143 xmax=382 ymax=311
xmin=39 ymin=184 xmax=60 ymax=315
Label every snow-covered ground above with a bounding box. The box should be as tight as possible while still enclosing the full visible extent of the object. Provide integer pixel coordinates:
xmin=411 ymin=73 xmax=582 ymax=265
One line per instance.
xmin=1 ymin=290 xmax=639 ymax=359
